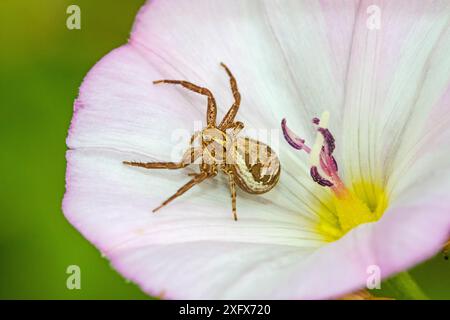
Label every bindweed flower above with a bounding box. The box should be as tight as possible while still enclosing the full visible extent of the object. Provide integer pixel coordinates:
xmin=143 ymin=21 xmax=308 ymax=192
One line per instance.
xmin=63 ymin=0 xmax=450 ymax=299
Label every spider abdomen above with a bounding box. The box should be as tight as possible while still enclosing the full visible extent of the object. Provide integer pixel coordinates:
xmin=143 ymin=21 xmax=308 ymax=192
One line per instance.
xmin=231 ymin=137 xmax=280 ymax=194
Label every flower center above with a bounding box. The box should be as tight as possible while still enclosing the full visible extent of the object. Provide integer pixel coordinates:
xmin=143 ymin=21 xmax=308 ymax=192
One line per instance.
xmin=282 ymin=112 xmax=388 ymax=241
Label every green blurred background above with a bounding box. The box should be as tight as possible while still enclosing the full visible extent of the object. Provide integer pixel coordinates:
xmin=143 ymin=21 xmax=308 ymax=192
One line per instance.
xmin=0 ymin=0 xmax=448 ymax=299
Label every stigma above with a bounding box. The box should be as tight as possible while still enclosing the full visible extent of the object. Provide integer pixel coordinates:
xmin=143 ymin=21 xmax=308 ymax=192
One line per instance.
xmin=282 ymin=112 xmax=348 ymax=199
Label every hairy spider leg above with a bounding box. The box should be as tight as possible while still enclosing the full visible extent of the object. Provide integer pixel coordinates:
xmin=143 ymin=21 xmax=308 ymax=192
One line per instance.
xmin=227 ymin=121 xmax=244 ymax=136
xmin=153 ymin=170 xmax=213 ymax=212
xmin=224 ymin=169 xmax=238 ymax=221
xmin=218 ymin=63 xmax=241 ymax=130
xmin=123 ymin=147 xmax=202 ymax=170
xmin=153 ymin=79 xmax=217 ymax=127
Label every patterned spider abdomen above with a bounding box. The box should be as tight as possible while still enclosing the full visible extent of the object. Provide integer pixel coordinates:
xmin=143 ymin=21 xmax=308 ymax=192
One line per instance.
xmin=231 ymin=137 xmax=280 ymax=194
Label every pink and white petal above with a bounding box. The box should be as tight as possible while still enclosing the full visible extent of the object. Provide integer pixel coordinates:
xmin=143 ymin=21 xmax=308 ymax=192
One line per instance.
xmin=67 ymin=45 xmax=202 ymax=159
xmin=63 ymin=147 xmax=322 ymax=300
xmin=390 ymin=25 xmax=450 ymax=197
xmin=63 ymin=145 xmax=450 ymax=299
xmin=111 ymin=242 xmax=311 ymax=299
xmin=131 ymin=0 xmax=357 ymax=141
xmin=340 ymin=0 xmax=450 ymax=193
xmin=275 ymin=171 xmax=450 ymax=299
xmin=63 ymin=147 xmax=324 ymax=252
xmin=103 ymin=167 xmax=450 ymax=299
xmin=262 ymin=0 xmax=358 ymax=138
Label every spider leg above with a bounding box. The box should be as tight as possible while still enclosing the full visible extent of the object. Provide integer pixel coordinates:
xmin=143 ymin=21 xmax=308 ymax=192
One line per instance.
xmin=123 ymin=147 xmax=202 ymax=169
xmin=123 ymin=161 xmax=187 ymax=169
xmin=152 ymin=171 xmax=211 ymax=212
xmin=227 ymin=121 xmax=244 ymax=136
xmin=153 ymin=79 xmax=217 ymax=127
xmin=224 ymin=170 xmax=238 ymax=221
xmin=190 ymin=130 xmax=202 ymax=145
xmin=218 ymin=63 xmax=241 ymax=130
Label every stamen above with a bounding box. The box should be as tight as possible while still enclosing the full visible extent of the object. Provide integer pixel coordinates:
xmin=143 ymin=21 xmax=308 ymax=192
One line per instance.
xmin=318 ymin=127 xmax=335 ymax=155
xmin=281 ymin=118 xmax=311 ymax=153
xmin=319 ymin=150 xmax=333 ymax=176
xmin=310 ymin=166 xmax=333 ymax=187
xmin=331 ymin=156 xmax=338 ymax=172
xmin=309 ymin=111 xmax=330 ymax=166
xmin=282 ymin=111 xmax=346 ymax=193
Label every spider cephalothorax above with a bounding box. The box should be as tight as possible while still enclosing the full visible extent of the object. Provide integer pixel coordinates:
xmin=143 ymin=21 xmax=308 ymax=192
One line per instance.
xmin=123 ymin=63 xmax=280 ymax=220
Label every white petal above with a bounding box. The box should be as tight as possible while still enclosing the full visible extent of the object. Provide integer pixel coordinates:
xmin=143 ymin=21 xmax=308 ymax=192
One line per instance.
xmin=340 ymin=0 xmax=450 ymax=198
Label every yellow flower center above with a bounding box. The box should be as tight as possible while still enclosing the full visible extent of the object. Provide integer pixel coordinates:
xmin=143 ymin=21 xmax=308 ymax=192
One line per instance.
xmin=316 ymin=181 xmax=389 ymax=242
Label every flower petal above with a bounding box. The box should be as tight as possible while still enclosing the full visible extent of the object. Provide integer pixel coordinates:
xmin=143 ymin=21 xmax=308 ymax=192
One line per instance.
xmin=131 ymin=0 xmax=358 ymax=138
xmin=275 ymin=168 xmax=450 ymax=299
xmin=67 ymin=45 xmax=201 ymax=158
xmin=63 ymin=0 xmax=450 ymax=299
xmin=64 ymin=148 xmax=323 ymax=250
xmin=63 ymin=147 xmax=325 ymax=299
xmin=66 ymin=147 xmax=449 ymax=299
xmin=340 ymin=0 xmax=450 ymax=197
xmin=64 ymin=44 xmax=449 ymax=300
xmin=111 ymin=242 xmax=311 ymax=299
